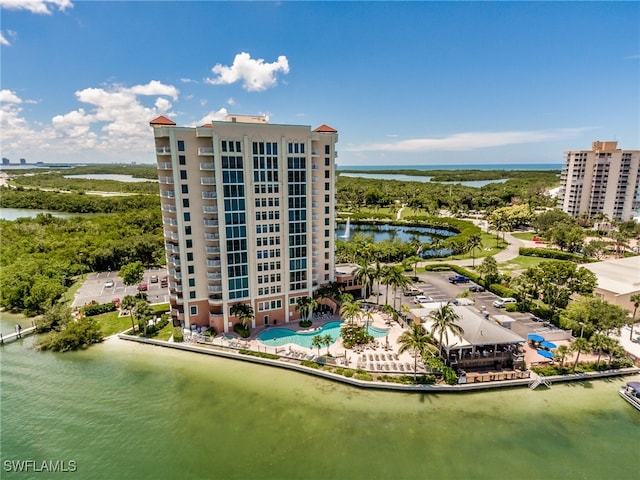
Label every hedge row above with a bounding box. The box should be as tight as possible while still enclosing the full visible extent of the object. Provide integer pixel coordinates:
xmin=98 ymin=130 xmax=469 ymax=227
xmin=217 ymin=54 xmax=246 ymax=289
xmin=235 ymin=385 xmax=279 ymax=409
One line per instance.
xmin=83 ymin=302 xmax=116 ymax=317
xmin=519 ymin=247 xmax=590 ymax=263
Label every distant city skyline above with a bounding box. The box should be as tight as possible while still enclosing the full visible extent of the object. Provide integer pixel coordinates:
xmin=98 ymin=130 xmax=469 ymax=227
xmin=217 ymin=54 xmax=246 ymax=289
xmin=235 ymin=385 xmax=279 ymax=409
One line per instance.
xmin=1 ymin=1 xmax=638 ymax=166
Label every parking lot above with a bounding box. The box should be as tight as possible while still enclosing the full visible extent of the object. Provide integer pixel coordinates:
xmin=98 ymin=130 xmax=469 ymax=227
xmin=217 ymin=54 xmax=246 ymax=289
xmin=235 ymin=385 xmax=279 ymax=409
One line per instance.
xmin=72 ymin=267 xmax=169 ymax=308
xmin=371 ymin=271 xmax=561 ymax=341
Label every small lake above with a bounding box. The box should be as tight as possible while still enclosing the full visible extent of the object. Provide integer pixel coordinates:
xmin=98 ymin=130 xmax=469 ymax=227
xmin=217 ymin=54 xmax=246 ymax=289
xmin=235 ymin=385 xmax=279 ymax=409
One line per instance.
xmin=339 ymin=172 xmax=508 ymax=188
xmin=0 ymin=208 xmax=78 ymax=221
xmin=63 ymin=174 xmax=157 ymax=183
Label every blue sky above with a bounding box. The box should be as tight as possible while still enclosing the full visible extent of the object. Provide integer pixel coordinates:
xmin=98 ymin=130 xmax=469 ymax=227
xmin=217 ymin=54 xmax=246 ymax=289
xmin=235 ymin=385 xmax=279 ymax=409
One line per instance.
xmin=1 ymin=1 xmax=638 ymax=166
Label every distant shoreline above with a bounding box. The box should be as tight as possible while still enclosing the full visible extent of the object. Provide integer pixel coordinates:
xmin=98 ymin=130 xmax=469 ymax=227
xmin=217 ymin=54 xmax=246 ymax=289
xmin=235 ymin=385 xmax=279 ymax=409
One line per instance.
xmin=337 ymin=163 xmax=563 ymax=172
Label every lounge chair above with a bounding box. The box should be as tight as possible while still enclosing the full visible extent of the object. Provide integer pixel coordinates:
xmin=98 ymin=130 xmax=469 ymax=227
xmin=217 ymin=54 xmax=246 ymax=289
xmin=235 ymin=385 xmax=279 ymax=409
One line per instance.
xmin=399 ymin=364 xmax=404 ymax=372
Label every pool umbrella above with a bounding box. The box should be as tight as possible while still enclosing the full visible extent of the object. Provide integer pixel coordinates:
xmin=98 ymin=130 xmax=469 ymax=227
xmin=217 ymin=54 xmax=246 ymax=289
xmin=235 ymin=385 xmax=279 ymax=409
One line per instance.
xmin=528 ymin=334 xmax=545 ymax=342
xmin=537 ymin=349 xmax=554 ymax=359
xmin=540 ymin=341 xmax=557 ymax=349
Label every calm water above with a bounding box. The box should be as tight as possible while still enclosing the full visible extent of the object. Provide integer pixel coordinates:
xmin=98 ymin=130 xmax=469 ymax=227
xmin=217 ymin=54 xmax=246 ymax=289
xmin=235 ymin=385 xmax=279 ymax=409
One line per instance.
xmin=337 ymin=163 xmax=563 ymax=171
xmin=339 ymin=172 xmax=508 ymax=187
xmin=0 ymin=208 xmax=78 ymax=221
xmin=1 ymin=335 xmax=638 ymax=480
xmin=336 ymin=223 xmax=455 ymax=244
xmin=63 ymin=174 xmax=157 ymax=183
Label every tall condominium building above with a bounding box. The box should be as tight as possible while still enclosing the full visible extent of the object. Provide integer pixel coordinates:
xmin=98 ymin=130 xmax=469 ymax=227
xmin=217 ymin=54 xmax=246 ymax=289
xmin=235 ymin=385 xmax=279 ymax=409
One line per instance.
xmin=558 ymin=141 xmax=640 ymax=221
xmin=150 ymin=114 xmax=338 ymax=332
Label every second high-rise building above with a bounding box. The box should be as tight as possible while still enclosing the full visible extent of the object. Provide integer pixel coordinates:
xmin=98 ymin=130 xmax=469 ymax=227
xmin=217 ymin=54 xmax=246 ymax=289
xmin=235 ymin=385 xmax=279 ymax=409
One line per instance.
xmin=150 ymin=114 xmax=338 ymax=333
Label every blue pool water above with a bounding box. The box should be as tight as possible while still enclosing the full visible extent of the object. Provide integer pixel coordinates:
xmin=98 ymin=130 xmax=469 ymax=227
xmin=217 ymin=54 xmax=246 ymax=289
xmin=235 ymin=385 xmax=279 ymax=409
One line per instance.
xmin=258 ymin=321 xmax=389 ymax=348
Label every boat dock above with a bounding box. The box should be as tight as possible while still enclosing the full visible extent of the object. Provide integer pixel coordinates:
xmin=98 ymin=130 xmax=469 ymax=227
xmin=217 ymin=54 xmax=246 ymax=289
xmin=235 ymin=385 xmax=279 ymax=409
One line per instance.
xmin=0 ymin=326 xmax=37 ymax=345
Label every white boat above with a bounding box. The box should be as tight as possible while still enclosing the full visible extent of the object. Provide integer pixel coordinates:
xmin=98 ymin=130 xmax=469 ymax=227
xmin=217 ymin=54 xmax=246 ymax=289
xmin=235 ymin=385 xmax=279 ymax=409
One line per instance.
xmin=619 ymin=381 xmax=640 ymax=412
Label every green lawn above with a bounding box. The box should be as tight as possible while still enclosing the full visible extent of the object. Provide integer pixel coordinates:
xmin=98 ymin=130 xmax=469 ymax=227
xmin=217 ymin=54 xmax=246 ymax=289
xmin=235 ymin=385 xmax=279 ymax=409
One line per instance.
xmin=511 ymin=232 xmax=537 ymax=241
xmin=95 ymin=310 xmax=134 ymax=336
xmin=61 ymin=274 xmax=88 ymax=304
xmin=446 ymin=232 xmax=507 ymax=262
xmin=498 ymin=255 xmax=550 ymax=272
xmin=149 ymin=321 xmax=174 ymax=341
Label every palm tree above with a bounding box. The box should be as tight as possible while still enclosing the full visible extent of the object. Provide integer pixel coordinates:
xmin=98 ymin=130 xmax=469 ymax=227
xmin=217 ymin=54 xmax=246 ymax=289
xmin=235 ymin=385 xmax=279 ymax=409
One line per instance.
xmin=295 ymin=296 xmax=311 ymax=322
xmin=353 ymin=261 xmax=376 ymax=300
xmin=570 ymin=337 xmax=591 ymax=373
xmin=361 ymin=308 xmax=374 ymax=333
xmin=322 ymin=334 xmax=334 ymax=355
xmin=397 ymin=323 xmax=438 ymax=380
xmin=372 ymin=261 xmax=383 ymax=305
xmin=590 ymin=334 xmax=609 ymax=367
xmin=554 ymin=345 xmax=570 ymax=368
xmin=132 ymin=300 xmax=153 ymax=336
xmin=340 ymin=300 xmax=362 ymax=325
xmin=230 ymin=303 xmax=254 ymax=329
xmin=428 ymin=302 xmax=464 ymax=359
xmin=311 ymin=335 xmax=323 ymax=356
xmin=629 ymin=293 xmax=640 ymax=340
xmin=121 ymin=295 xmax=138 ymax=333
xmin=466 ymin=233 xmax=482 ymax=268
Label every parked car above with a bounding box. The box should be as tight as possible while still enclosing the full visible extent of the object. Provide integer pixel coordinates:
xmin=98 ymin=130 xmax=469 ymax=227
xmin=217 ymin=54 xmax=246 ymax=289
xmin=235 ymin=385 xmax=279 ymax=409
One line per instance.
xmin=493 ymin=297 xmax=517 ymax=308
xmin=414 ymin=295 xmax=432 ymax=304
xmin=104 ymin=279 xmax=114 ymax=288
xmin=403 ymin=286 xmax=424 ymax=296
xmin=150 ymin=274 xmax=159 ymax=283
xmin=448 ymin=274 xmax=470 ymax=284
xmin=469 ymin=285 xmax=485 ymax=292
xmin=160 ymin=276 xmax=168 ymax=288
xmin=138 ymin=282 xmax=148 ymax=291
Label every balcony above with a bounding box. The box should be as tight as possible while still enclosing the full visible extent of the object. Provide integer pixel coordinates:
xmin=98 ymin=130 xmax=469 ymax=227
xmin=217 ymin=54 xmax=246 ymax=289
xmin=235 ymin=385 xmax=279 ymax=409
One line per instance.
xmin=158 ymin=176 xmax=174 ymax=184
xmin=207 ymin=272 xmax=222 ymax=280
xmin=165 ymin=244 xmax=179 ymax=254
xmin=203 ymin=205 xmax=218 ymax=213
xmin=156 ymin=146 xmax=171 ymax=155
xmin=196 ymin=127 xmax=212 ymax=138
xmin=161 ymin=204 xmax=177 ymax=213
xmin=312 ymin=163 xmax=319 ymax=169
xmin=165 ymin=231 xmax=179 ymax=241
xmin=312 ymin=150 xmax=319 ymax=156
xmin=202 ymin=191 xmax=217 ymax=199
xmin=200 ymin=162 xmax=214 ymax=170
xmin=207 ymin=260 xmax=221 ymax=268
xmin=208 ymin=286 xmax=223 ymax=294
xmin=201 ymin=177 xmax=216 ymax=185
xmin=157 ymin=162 xmax=172 ymax=170
xmin=206 ymin=246 xmax=220 ymax=255
xmin=163 ymin=217 xmax=178 ymax=226
xmin=204 ymin=233 xmax=220 ymax=241
xmin=203 ymin=219 xmax=218 ymax=227
xmin=160 ymin=190 xmax=175 ymax=198
xmin=198 ymin=147 xmax=214 ymax=156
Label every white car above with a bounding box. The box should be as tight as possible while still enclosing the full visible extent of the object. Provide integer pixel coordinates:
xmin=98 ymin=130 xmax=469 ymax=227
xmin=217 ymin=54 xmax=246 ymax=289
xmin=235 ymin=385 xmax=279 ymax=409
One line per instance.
xmin=104 ymin=279 xmax=115 ymax=288
xmin=414 ymin=295 xmax=432 ymax=304
xmin=493 ymin=297 xmax=516 ymax=308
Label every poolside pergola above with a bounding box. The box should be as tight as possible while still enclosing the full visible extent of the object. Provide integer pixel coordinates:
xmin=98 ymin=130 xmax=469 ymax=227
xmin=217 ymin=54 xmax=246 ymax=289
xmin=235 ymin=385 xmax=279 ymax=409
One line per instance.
xmin=412 ymin=305 xmax=526 ymax=371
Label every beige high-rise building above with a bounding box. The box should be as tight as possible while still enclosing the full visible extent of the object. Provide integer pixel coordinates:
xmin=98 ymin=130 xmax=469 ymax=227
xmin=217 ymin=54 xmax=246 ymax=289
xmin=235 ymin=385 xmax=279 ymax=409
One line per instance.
xmin=150 ymin=114 xmax=338 ymax=332
xmin=558 ymin=141 xmax=640 ymax=221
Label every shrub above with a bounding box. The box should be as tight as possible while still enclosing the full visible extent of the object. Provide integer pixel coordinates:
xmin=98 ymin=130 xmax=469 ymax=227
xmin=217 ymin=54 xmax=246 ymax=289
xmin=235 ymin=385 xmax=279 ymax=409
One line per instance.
xmin=202 ymin=327 xmax=217 ymax=337
xmin=239 ymin=349 xmax=279 ymax=360
xmin=343 ymin=369 xmax=355 ymax=378
xmin=173 ymin=327 xmax=184 ymax=343
xmin=353 ymin=369 xmax=373 ymax=381
xmin=145 ymin=316 xmax=169 ymax=336
xmin=83 ymin=302 xmax=116 ymax=317
xmin=505 ymin=304 xmax=518 ymax=313
xmin=233 ymin=323 xmax=250 ymax=338
xmin=489 ymin=283 xmax=517 ymax=299
xmin=531 ymin=305 xmax=552 ymax=320
xmin=442 ymin=366 xmax=458 ymax=385
xmin=519 ymin=247 xmax=591 ymax=263
xmin=301 ymin=360 xmax=321 ymax=369
xmin=298 ymin=319 xmax=312 ymax=328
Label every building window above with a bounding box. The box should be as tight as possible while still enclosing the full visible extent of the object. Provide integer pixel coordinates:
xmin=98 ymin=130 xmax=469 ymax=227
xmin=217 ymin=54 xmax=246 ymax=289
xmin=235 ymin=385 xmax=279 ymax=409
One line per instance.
xmin=190 ymin=292 xmax=196 ymax=299
xmin=187 ymin=252 xmax=194 ymax=261
xmin=325 ymin=145 xmax=330 ymax=154
xmin=178 ymin=140 xmax=185 ymax=152
xmin=186 ymin=239 xmax=193 ymax=248
xmin=179 ymin=155 xmax=186 ymax=165
xmin=325 ymin=218 xmax=330 ymax=225
xmin=188 ymin=278 xmax=195 ymax=287
xmin=324 ymin=182 xmax=330 ymax=191
xmin=183 ymin=199 xmax=190 ymax=208
xmin=185 ymin=226 xmax=191 ymax=235
xmin=325 ymin=206 xmax=330 ymax=214
xmin=325 ymin=157 xmax=330 ymax=166
xmin=182 ymin=185 xmax=189 ymax=194
xmin=190 ymin=306 xmax=197 ymax=315
xmin=324 ymin=195 xmax=330 ymax=203
xmin=180 ymin=170 xmax=187 ymax=180
xmin=188 ymin=265 xmax=195 ymax=274
xmin=184 ymin=212 xmax=191 ymax=222
xmin=325 ymin=241 xmax=329 ymax=248
xmin=325 ymin=170 xmax=330 ymax=179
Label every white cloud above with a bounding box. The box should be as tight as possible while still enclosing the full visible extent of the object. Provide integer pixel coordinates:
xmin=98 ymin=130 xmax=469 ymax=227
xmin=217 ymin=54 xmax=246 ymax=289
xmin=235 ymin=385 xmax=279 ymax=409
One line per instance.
xmin=624 ymin=54 xmax=640 ymax=60
xmin=226 ymin=97 xmax=235 ymax=106
xmin=1 ymin=30 xmax=16 ymax=46
xmin=193 ymin=108 xmax=229 ymax=127
xmin=205 ymin=52 xmax=290 ymax=92
xmin=344 ymin=128 xmax=591 ymax=152
xmin=180 ymin=78 xmax=198 ymax=84
xmin=0 ymin=0 xmax=73 ymax=14
xmin=1 ymin=81 xmax=180 ymax=163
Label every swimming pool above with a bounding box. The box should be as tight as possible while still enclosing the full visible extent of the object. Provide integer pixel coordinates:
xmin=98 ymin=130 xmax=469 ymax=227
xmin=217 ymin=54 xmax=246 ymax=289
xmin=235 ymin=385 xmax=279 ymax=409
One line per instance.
xmin=257 ymin=321 xmax=389 ymax=348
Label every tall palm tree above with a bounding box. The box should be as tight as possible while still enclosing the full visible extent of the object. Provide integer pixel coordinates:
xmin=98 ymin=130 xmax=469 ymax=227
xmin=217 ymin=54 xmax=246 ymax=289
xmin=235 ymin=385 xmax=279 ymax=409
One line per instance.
xmin=121 ymin=295 xmax=138 ymax=333
xmin=570 ymin=337 xmax=591 ymax=373
xmin=295 ymin=296 xmax=311 ymax=322
xmin=311 ymin=335 xmax=323 ymax=356
xmin=428 ymin=302 xmax=464 ymax=359
xmin=466 ymin=233 xmax=482 ymax=269
xmin=397 ymin=323 xmax=437 ymax=380
xmin=340 ymin=300 xmax=362 ymax=325
xmin=353 ymin=261 xmax=376 ymax=300
xmin=372 ymin=261 xmax=383 ymax=305
xmin=590 ymin=334 xmax=609 ymax=367
xmin=230 ymin=303 xmax=254 ymax=329
xmin=629 ymin=293 xmax=640 ymax=340
xmin=361 ymin=308 xmax=374 ymax=333
xmin=132 ymin=300 xmax=154 ymax=336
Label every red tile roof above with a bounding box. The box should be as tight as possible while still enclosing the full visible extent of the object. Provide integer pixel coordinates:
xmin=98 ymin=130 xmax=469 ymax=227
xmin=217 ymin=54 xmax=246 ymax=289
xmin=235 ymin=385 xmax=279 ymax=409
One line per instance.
xmin=313 ymin=124 xmax=337 ymax=133
xmin=200 ymin=123 xmax=212 ymax=127
xmin=149 ymin=115 xmax=176 ymax=126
